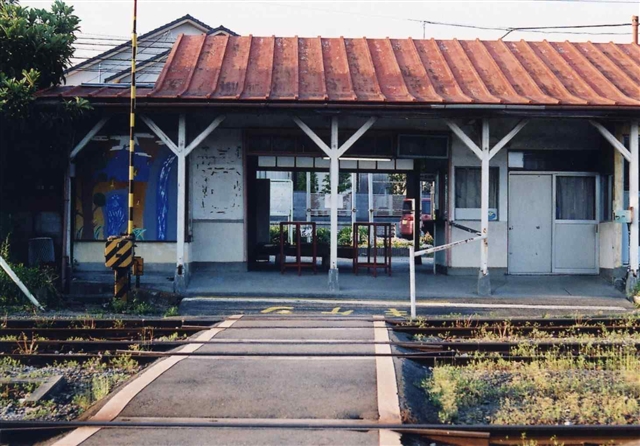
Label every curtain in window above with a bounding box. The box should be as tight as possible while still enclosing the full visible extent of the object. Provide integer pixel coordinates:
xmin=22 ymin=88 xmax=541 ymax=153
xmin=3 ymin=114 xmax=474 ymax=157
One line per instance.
xmin=556 ymin=176 xmax=595 ymax=220
xmin=455 ymin=168 xmax=498 ymax=209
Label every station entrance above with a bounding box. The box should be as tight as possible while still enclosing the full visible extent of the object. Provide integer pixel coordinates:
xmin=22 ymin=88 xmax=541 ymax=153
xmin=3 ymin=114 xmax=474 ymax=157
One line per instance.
xmin=245 ymin=155 xmax=446 ymax=276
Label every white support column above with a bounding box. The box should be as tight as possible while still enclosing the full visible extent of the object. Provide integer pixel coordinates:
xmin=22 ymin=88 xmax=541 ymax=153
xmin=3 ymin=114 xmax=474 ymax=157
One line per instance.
xmin=293 ymin=116 xmax=377 ymax=291
xmin=446 ymin=118 xmax=529 ymax=296
xmin=142 ymin=114 xmax=224 ymax=294
xmin=368 ymin=173 xmax=374 ymax=223
xmin=627 ymin=121 xmax=639 ymax=298
xmin=478 ymin=119 xmax=491 ymax=296
xmin=351 ymin=173 xmax=357 ymax=227
xmin=329 ymin=117 xmax=340 ymax=291
xmin=306 ymin=172 xmax=312 ymax=222
xmin=613 ymin=128 xmax=624 ymax=271
xmin=175 ymin=114 xmax=188 ymax=293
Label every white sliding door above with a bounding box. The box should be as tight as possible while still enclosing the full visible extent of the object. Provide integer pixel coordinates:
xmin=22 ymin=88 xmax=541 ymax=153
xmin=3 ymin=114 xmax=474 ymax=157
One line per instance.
xmin=508 ymin=172 xmax=599 ymax=275
xmin=553 ymin=175 xmax=599 ymax=274
xmin=508 ymin=174 xmax=553 ymax=274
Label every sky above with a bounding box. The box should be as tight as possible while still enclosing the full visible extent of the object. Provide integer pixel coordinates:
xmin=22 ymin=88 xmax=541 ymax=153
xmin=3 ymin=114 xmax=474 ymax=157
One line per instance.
xmin=22 ymin=0 xmax=640 ymax=64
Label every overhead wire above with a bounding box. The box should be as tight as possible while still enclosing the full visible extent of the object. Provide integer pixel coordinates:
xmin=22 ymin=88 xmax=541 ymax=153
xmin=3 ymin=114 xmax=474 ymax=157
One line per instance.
xmin=266 ymin=1 xmax=634 ymax=36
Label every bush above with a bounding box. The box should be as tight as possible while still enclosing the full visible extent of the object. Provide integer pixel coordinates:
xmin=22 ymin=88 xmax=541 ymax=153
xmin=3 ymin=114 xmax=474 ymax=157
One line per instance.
xmin=0 ymin=261 xmax=59 ymax=308
xmin=316 ymin=227 xmax=330 ymax=245
xmin=269 ymin=225 xmax=288 ymax=245
xmin=337 ymin=227 xmax=352 ymax=246
xmin=337 ymin=226 xmax=368 ymax=246
xmin=422 ymin=232 xmax=434 ymax=246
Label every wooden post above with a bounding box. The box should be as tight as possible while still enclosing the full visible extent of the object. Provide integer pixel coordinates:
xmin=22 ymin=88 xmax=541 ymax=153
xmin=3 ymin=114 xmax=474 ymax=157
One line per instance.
xmin=478 ymin=119 xmax=491 ymax=296
xmin=627 ymin=121 xmax=639 ymax=298
xmin=141 ymin=114 xmax=223 ymax=294
xmin=175 ymin=114 xmax=187 ymax=293
xmin=368 ymin=174 xmax=374 ymax=223
xmin=306 ymin=172 xmax=311 ymax=222
xmin=329 ymin=117 xmax=339 ymax=291
xmin=351 ymin=172 xmax=357 ymax=228
xmin=292 ymin=116 xmax=377 ymax=291
xmin=613 ymin=128 xmax=625 ymax=269
xmin=409 ymin=245 xmax=416 ymax=319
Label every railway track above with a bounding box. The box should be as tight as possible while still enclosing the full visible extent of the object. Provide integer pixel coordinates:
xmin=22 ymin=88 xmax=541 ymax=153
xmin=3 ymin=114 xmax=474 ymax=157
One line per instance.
xmin=1 ymin=315 xmax=639 ymax=445
xmin=2 ymin=315 xmax=639 ymax=365
xmin=1 ymin=420 xmax=639 ymax=446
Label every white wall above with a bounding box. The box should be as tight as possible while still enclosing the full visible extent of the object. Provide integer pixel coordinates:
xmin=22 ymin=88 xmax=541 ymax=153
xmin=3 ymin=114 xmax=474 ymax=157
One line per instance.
xmin=450 ymin=222 xmax=508 ymax=268
xmin=189 ymin=129 xmax=245 ymax=263
xmin=74 ymin=241 xmax=175 ymax=271
xmin=449 ymin=135 xmax=509 ymax=269
xmin=447 ymin=119 xmax=609 ymax=272
xmin=599 ymin=222 xmax=621 ymax=270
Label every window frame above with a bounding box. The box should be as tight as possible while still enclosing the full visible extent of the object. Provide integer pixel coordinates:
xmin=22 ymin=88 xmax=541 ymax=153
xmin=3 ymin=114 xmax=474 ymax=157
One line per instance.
xmin=454 ymin=166 xmax=500 ymax=221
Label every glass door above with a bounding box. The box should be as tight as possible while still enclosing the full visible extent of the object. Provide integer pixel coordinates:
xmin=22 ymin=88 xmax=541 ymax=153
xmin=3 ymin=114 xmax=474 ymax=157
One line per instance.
xmin=553 ymin=174 xmax=599 ymax=274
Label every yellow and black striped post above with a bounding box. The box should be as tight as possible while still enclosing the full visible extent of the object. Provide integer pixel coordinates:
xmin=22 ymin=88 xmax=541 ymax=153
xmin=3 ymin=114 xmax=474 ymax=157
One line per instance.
xmin=105 ymin=236 xmax=134 ymax=300
xmin=114 ymin=268 xmax=129 ymax=300
xmin=127 ymin=0 xmax=138 ymax=237
xmin=105 ymin=236 xmax=134 ymax=269
xmin=105 ymin=0 xmax=139 ymax=302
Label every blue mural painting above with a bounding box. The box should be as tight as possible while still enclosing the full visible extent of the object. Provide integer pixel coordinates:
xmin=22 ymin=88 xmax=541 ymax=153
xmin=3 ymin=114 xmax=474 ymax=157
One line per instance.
xmin=76 ymin=137 xmax=178 ymax=241
xmin=156 ymin=154 xmax=177 ymax=241
xmin=106 ymin=192 xmax=126 ymax=237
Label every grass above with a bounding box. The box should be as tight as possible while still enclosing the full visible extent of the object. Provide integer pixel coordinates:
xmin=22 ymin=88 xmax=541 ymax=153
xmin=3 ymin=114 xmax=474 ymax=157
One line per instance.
xmin=422 ymin=348 xmax=640 ymax=425
xmin=110 ymin=354 xmax=138 ymax=372
xmin=71 ymin=373 xmax=129 ymax=413
xmin=164 ymin=306 xmax=179 ymax=317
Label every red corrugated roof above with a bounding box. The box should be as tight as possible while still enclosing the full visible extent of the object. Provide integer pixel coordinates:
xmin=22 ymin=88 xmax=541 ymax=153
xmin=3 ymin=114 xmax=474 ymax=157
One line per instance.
xmin=39 ymin=35 xmax=640 ymax=107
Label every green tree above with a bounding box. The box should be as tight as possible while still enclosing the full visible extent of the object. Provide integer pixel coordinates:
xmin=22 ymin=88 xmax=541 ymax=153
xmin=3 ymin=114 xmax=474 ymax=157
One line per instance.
xmin=321 ymin=173 xmax=352 ymax=194
xmin=0 ymin=0 xmax=81 ymax=118
xmin=295 ymin=172 xmax=319 ymax=193
xmin=0 ymin=0 xmax=90 ymax=258
xmin=387 ymin=173 xmax=407 ymax=195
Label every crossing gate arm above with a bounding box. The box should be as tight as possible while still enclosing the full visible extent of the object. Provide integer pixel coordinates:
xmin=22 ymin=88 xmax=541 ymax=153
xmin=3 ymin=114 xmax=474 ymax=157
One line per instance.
xmin=448 ymin=221 xmax=482 ymax=237
xmin=408 ymin=231 xmax=487 ymax=319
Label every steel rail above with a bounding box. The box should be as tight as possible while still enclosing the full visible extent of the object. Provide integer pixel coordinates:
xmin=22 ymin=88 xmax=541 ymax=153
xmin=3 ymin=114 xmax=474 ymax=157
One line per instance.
xmin=386 ymin=316 xmax=640 ymax=327
xmin=1 ymin=319 xmax=222 ymax=329
xmin=0 ymin=352 xmax=630 ymax=368
xmin=3 ymin=322 xmax=638 ymax=337
xmin=6 ymin=316 xmax=633 ymax=327
xmin=1 ymin=420 xmax=639 ymax=436
xmin=1 ymin=338 xmax=638 ymax=348
xmin=392 ymin=325 xmax=640 ymax=336
xmin=0 ymin=327 xmax=210 ymax=340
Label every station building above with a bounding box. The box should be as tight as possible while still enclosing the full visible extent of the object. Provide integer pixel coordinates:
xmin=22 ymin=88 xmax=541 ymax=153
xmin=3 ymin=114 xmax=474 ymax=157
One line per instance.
xmin=37 ymin=35 xmax=640 ymax=296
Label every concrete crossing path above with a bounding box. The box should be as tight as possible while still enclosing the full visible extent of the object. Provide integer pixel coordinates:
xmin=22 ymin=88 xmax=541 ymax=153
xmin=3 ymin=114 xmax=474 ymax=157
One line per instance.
xmin=51 ymin=316 xmax=403 ymax=446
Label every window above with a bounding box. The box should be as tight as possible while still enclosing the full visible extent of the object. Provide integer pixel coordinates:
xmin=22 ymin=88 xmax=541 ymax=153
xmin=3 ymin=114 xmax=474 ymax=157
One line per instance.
xmin=398 ymin=134 xmax=449 ymax=159
xmin=455 ymin=167 xmax=499 ymax=220
xmin=556 ymin=176 xmax=595 ymax=221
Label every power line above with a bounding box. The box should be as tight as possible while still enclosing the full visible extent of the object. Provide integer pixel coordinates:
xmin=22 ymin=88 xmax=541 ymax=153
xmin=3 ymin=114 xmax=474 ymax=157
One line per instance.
xmin=74 ymin=42 xmax=174 ymax=48
xmin=266 ymin=2 xmax=634 ymax=38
